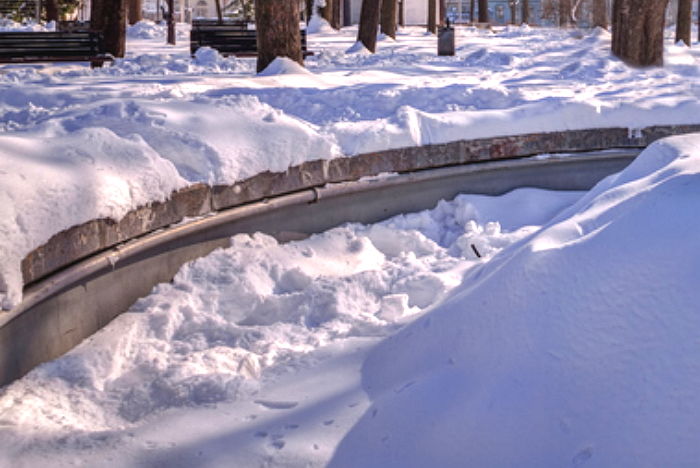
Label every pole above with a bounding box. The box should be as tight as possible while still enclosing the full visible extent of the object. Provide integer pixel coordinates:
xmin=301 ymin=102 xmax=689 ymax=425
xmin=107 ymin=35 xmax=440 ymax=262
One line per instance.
xmin=166 ymin=0 xmax=175 ymax=44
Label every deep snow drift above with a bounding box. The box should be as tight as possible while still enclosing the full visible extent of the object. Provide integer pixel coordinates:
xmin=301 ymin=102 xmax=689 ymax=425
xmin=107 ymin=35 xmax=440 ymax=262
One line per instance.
xmin=1 ymin=21 xmax=700 ymax=308
xmin=330 ymin=133 xmax=700 ymax=467
xmin=0 ymin=186 xmax=582 ymax=467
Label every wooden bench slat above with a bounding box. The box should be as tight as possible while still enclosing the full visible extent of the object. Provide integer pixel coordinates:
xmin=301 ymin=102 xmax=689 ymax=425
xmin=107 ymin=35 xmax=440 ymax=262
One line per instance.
xmin=0 ymin=31 xmax=110 ymax=67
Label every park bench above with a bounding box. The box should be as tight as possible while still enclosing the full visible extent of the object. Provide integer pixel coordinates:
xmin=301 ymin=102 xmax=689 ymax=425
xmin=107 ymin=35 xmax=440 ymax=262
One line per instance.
xmin=190 ymin=23 xmax=311 ymax=57
xmin=57 ymin=20 xmax=92 ymax=33
xmin=0 ymin=31 xmax=112 ymax=67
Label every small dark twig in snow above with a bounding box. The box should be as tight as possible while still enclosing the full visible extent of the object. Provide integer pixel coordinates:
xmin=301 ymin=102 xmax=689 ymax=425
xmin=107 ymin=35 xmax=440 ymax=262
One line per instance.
xmin=471 ymin=244 xmax=482 ymax=258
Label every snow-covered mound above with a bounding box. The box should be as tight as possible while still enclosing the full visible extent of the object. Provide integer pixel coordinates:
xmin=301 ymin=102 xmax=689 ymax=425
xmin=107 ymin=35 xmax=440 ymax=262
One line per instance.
xmin=0 ymin=188 xmax=580 ymax=459
xmin=330 ymin=134 xmax=700 ymax=467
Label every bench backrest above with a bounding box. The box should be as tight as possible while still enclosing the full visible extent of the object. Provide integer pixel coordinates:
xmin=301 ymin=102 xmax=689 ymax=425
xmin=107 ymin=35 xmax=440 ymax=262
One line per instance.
xmin=190 ymin=27 xmax=308 ymax=56
xmin=0 ymin=31 xmax=107 ymax=60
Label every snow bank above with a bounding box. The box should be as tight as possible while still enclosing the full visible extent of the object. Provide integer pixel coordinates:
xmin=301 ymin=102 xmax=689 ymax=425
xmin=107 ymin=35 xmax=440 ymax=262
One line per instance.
xmin=330 ymin=134 xmax=700 ymax=467
xmin=0 ymin=188 xmax=580 ymax=454
xmin=1 ymin=23 xmax=700 ymax=311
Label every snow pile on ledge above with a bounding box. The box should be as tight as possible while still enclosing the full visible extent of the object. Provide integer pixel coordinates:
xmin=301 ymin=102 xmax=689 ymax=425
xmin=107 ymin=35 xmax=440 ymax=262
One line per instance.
xmin=330 ymin=133 xmax=700 ymax=467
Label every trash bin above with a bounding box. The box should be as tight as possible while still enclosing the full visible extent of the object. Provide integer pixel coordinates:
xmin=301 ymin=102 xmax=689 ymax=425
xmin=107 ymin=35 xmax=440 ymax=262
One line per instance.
xmin=438 ymin=19 xmax=455 ymax=56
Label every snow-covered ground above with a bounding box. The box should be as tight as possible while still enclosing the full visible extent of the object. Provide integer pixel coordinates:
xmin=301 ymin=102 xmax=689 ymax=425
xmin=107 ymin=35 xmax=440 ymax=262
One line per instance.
xmin=1 ymin=20 xmax=700 ymax=467
xmin=1 ymin=20 xmax=700 ymax=309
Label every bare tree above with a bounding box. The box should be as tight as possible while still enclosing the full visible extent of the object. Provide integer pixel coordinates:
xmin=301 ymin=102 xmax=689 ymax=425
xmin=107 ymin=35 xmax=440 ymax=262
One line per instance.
xmin=305 ymin=0 xmax=313 ymax=22
xmin=439 ymin=0 xmax=446 ymax=25
xmin=166 ymin=0 xmax=175 ymax=44
xmin=91 ymin=0 xmax=126 ymax=57
xmin=470 ymin=0 xmax=475 ymax=22
xmin=399 ymin=0 xmax=405 ymax=26
xmin=428 ymin=0 xmax=437 ymax=33
xmin=128 ymin=0 xmax=143 ymax=24
xmin=255 ymin=0 xmax=302 ymax=71
xmin=676 ymin=0 xmax=692 ymax=46
xmin=321 ymin=0 xmax=341 ymax=29
xmin=559 ymin=0 xmax=572 ymax=26
xmin=478 ymin=0 xmax=488 ymax=22
xmin=611 ymin=0 xmax=670 ymax=66
xmin=521 ymin=0 xmax=529 ymax=23
xmin=45 ymin=0 xmax=59 ymax=22
xmin=508 ymin=0 xmax=516 ymax=24
xmin=592 ymin=0 xmax=608 ymax=28
xmin=381 ymin=0 xmax=397 ymax=38
xmin=358 ymin=0 xmax=382 ymax=51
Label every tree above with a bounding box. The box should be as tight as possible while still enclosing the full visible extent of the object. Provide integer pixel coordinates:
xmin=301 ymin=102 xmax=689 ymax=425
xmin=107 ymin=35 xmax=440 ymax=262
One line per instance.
xmin=127 ymin=0 xmax=142 ymax=24
xmin=255 ymin=0 xmax=302 ymax=71
xmin=358 ymin=0 xmax=382 ymax=51
xmin=508 ymin=0 xmax=516 ymax=24
xmin=428 ymin=0 xmax=437 ymax=33
xmin=166 ymin=0 xmax=175 ymax=44
xmin=611 ymin=0 xmax=670 ymax=66
xmin=45 ymin=0 xmax=59 ymax=22
xmin=521 ymin=0 xmax=529 ymax=24
xmin=592 ymin=0 xmax=608 ymax=29
xmin=470 ymin=0 xmax=475 ymax=22
xmin=559 ymin=0 xmax=572 ymax=26
xmin=321 ymin=0 xmax=342 ymax=29
xmin=676 ymin=0 xmax=692 ymax=46
xmin=439 ymin=0 xmax=446 ymax=25
xmin=305 ymin=0 xmax=313 ymax=21
xmin=91 ymin=0 xmax=126 ymax=57
xmin=428 ymin=0 xmax=437 ymax=34
xmin=478 ymin=0 xmax=488 ymax=23
xmin=380 ymin=0 xmax=397 ymax=38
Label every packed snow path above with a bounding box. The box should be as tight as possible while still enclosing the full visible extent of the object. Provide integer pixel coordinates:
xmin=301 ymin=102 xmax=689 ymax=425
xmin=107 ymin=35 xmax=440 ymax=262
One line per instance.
xmin=1 ymin=21 xmax=700 ymax=308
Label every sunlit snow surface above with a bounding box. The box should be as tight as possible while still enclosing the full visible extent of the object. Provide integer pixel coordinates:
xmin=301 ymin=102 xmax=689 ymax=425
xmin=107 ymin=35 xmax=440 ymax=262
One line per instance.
xmin=1 ymin=20 xmax=700 ymax=308
xmin=0 ymin=186 xmax=582 ymax=466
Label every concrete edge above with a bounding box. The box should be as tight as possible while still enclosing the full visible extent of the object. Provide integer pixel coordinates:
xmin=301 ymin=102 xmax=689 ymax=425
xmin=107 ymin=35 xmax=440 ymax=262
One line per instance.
xmin=19 ymin=124 xmax=700 ymax=287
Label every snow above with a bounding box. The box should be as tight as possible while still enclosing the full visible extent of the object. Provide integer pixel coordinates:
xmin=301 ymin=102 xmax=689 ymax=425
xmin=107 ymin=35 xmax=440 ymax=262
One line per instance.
xmin=330 ymin=133 xmax=700 ymax=467
xmin=1 ymin=19 xmax=700 ymax=466
xmin=1 ymin=22 xmax=700 ymax=308
xmin=0 ymin=186 xmax=583 ymax=466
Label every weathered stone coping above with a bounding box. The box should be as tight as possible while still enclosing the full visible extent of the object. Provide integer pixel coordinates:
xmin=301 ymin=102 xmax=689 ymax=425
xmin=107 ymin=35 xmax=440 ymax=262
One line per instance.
xmin=20 ymin=124 xmax=700 ymax=288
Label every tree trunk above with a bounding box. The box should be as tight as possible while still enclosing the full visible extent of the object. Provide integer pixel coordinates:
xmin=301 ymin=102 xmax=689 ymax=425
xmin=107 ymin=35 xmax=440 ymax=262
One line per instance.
xmin=166 ymin=0 xmax=175 ymax=44
xmin=321 ymin=0 xmax=333 ymax=26
xmin=91 ymin=0 xmax=126 ymax=57
xmin=256 ymin=0 xmax=302 ymax=71
xmin=611 ymin=0 xmax=670 ymax=66
xmin=399 ymin=0 xmax=405 ymax=26
xmin=428 ymin=0 xmax=436 ymax=33
xmin=333 ymin=0 xmax=342 ymax=28
xmin=214 ymin=0 xmax=223 ymax=23
xmin=45 ymin=0 xmax=59 ymax=22
xmin=380 ymin=0 xmax=397 ymax=38
xmin=470 ymin=0 xmax=475 ymax=22
xmin=676 ymin=0 xmax=692 ymax=46
xmin=127 ymin=0 xmax=142 ymax=25
xmin=509 ymin=0 xmax=516 ymax=24
xmin=592 ymin=0 xmax=608 ymax=29
xmin=478 ymin=0 xmax=488 ymax=23
xmin=439 ymin=0 xmax=445 ymax=26
xmin=521 ymin=0 xmax=529 ymax=24
xmin=358 ymin=0 xmax=382 ymax=50
xmin=305 ymin=0 xmax=313 ymax=22
xmin=321 ymin=0 xmax=342 ymax=28
xmin=559 ymin=0 xmax=571 ymax=26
